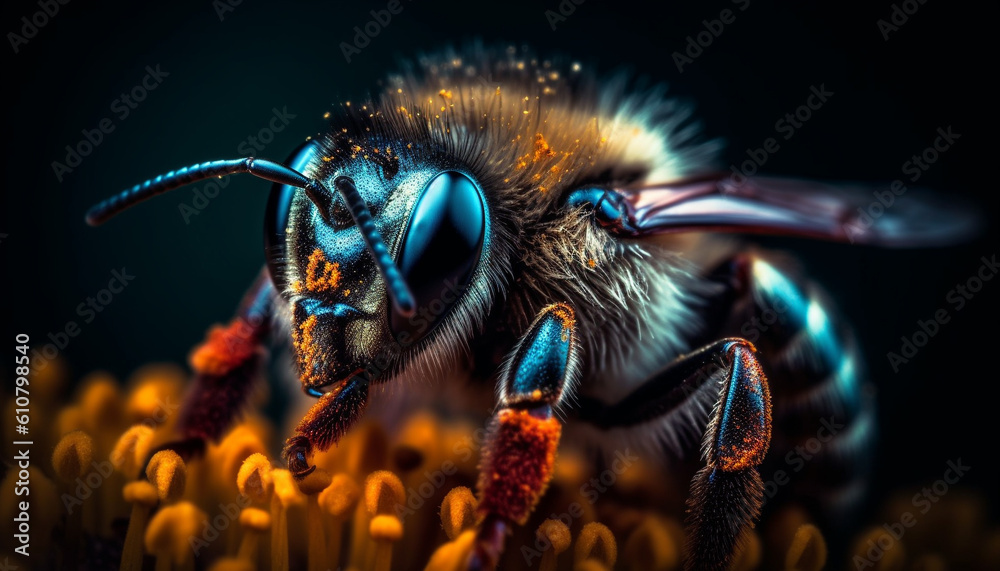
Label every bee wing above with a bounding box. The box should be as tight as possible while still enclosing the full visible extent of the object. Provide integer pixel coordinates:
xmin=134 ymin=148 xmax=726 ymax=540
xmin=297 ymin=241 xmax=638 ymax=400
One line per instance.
xmin=618 ymin=175 xmax=980 ymax=246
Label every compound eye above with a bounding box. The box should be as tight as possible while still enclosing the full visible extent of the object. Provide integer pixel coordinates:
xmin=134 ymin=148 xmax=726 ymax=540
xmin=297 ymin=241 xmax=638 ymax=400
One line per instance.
xmin=265 ymin=141 xmax=322 ymax=291
xmin=564 ymin=187 xmax=637 ymax=235
xmin=390 ymin=171 xmax=486 ymax=340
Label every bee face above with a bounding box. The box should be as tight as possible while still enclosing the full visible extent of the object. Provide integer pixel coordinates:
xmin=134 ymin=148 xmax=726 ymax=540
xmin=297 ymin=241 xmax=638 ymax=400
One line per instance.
xmin=266 ymin=138 xmax=491 ymax=391
xmin=259 ymin=45 xmax=719 ymax=392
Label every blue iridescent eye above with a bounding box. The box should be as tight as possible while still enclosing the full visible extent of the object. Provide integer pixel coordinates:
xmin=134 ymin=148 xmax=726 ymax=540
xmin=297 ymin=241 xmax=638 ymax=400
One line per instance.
xmin=390 ymin=171 xmax=486 ymax=341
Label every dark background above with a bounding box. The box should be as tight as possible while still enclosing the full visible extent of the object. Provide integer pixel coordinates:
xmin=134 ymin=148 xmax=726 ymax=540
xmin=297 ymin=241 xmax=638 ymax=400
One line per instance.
xmin=2 ymin=0 xmax=996 ymax=525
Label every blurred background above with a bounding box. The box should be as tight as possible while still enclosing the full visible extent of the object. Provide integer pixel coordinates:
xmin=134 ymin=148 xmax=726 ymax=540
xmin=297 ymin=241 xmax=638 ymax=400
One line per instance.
xmin=2 ymin=0 xmax=996 ymax=529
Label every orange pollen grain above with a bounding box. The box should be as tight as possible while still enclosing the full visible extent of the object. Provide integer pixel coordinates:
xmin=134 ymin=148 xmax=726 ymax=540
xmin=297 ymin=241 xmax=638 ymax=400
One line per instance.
xmin=303 ymin=248 xmax=341 ymax=293
xmin=292 ymin=314 xmax=322 ymax=385
xmin=548 ymin=304 xmax=576 ymax=330
xmin=533 ymin=133 xmax=556 ymax=161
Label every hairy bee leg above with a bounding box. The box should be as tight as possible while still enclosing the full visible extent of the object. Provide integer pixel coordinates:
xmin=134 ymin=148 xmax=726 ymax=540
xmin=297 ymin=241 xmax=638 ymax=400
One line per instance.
xmin=684 ymin=339 xmax=772 ymax=571
xmin=723 ymin=253 xmax=874 ymax=562
xmin=575 ymin=337 xmax=771 ymax=570
xmin=140 ymin=270 xmax=274 ymax=476
xmin=282 ymin=375 xmax=369 ymax=479
xmin=180 ymin=270 xmax=274 ymax=438
xmin=469 ymin=303 xmax=579 ymax=571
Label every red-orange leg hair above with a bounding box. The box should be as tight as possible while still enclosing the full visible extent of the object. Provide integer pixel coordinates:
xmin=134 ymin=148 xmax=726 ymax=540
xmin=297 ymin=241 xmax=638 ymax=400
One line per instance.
xmin=138 ymin=270 xmax=275 ymax=475
xmin=180 ymin=271 xmax=274 ymax=440
xmin=281 ymin=375 xmax=369 ymax=479
xmin=469 ymin=303 xmax=579 ymax=570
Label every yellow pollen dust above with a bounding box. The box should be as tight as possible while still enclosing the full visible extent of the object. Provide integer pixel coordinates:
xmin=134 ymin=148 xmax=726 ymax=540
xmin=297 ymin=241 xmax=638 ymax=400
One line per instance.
xmin=549 ymin=304 xmax=576 ymax=330
xmin=294 ymin=248 xmax=341 ymax=294
xmin=292 ymin=314 xmax=321 ymax=385
xmin=438 ymin=89 xmax=453 ymax=99
xmin=533 ymin=133 xmax=556 ymax=161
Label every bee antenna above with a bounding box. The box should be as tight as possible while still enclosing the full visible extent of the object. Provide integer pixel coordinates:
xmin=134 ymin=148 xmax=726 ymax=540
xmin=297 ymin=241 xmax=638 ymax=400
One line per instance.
xmin=85 ymin=157 xmax=416 ymax=318
xmin=333 ymin=176 xmax=415 ymax=317
xmin=86 ymin=158 xmax=311 ymax=226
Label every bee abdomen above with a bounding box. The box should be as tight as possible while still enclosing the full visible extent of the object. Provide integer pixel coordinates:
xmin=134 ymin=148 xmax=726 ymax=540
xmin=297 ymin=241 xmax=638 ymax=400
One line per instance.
xmin=708 ymin=252 xmax=876 ymax=528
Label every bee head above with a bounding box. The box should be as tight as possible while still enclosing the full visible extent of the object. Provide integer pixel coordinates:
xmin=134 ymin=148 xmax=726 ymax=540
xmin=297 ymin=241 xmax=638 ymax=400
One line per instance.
xmin=266 ymin=138 xmax=491 ymax=393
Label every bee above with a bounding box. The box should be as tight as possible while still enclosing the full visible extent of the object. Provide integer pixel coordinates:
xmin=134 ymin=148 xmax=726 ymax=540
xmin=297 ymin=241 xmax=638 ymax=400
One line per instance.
xmin=85 ymin=45 xmax=975 ymax=570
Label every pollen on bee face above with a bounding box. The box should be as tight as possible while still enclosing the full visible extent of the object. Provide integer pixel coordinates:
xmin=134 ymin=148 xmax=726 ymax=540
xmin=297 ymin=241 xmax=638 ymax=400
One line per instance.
xmin=292 ymin=313 xmax=322 ymax=385
xmin=293 ymin=248 xmax=341 ymax=294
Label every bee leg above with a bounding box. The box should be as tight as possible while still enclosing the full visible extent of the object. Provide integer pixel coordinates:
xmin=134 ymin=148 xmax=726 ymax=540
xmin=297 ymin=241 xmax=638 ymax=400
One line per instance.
xmin=140 ymin=270 xmax=274 ymax=477
xmin=683 ymin=339 xmax=772 ymax=571
xmin=469 ymin=303 xmax=579 ymax=571
xmin=281 ymin=375 xmax=369 ymax=479
xmin=577 ymin=337 xmax=770 ymax=569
